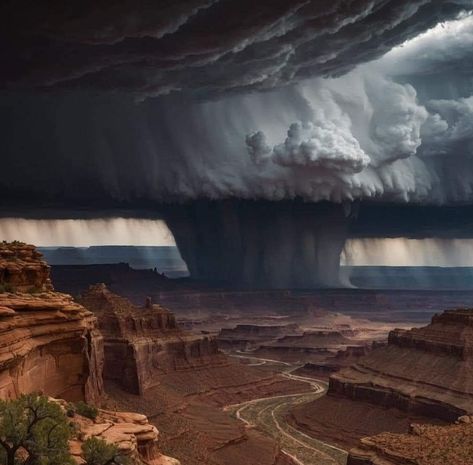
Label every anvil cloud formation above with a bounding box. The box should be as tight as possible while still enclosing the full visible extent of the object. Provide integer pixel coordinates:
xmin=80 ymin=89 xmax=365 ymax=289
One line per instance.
xmin=2 ymin=1 xmax=470 ymax=98
xmin=1 ymin=1 xmax=473 ymax=207
xmin=2 ymin=1 xmax=473 ymax=286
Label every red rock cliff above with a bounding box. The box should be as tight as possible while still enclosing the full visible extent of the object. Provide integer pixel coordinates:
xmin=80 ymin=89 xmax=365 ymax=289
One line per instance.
xmin=79 ymin=284 xmax=225 ymax=395
xmin=330 ymin=308 xmax=473 ymax=421
xmin=0 ymin=242 xmax=104 ymax=402
xmin=0 ymin=242 xmax=53 ymax=292
xmin=58 ymin=399 xmax=180 ymax=465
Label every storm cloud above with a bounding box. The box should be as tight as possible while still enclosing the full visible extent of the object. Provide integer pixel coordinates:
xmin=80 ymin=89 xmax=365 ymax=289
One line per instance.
xmin=1 ymin=1 xmax=471 ymax=98
xmin=3 ymin=1 xmax=473 ymax=286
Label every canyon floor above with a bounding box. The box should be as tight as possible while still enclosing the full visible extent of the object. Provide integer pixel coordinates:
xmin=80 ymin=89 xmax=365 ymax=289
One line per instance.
xmin=224 ymin=355 xmax=347 ymax=465
xmin=50 ymin=263 xmax=473 ymax=465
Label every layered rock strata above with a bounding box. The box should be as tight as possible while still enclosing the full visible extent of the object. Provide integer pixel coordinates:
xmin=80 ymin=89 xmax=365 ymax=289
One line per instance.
xmin=347 ymin=415 xmax=473 ymax=465
xmin=0 ymin=243 xmax=103 ymax=402
xmin=79 ymin=284 xmax=226 ymax=395
xmin=330 ymin=309 xmax=473 ymax=421
xmin=0 ymin=243 xmax=180 ymax=465
xmin=42 ymin=399 xmax=179 ymax=465
xmin=0 ymin=241 xmax=53 ymax=292
xmin=292 ymin=345 xmax=373 ymax=378
xmin=217 ymin=323 xmax=301 ymax=350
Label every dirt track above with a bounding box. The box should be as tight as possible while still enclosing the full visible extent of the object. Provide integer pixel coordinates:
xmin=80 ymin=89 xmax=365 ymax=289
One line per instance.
xmin=225 ymin=354 xmax=348 ymax=465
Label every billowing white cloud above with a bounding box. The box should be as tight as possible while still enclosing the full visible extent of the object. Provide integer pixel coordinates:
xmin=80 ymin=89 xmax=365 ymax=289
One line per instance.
xmin=245 ymin=131 xmax=272 ymax=165
xmin=366 ymin=78 xmax=428 ymax=164
xmin=271 ymin=121 xmax=369 ymax=173
xmin=3 ymin=9 xmax=473 ymax=207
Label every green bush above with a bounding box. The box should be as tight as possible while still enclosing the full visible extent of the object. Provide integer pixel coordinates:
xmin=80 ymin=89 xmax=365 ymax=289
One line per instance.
xmin=0 ymin=393 xmax=75 ymax=465
xmin=75 ymin=401 xmax=99 ymax=420
xmin=82 ymin=437 xmax=130 ymax=465
xmin=66 ymin=405 xmax=76 ymax=417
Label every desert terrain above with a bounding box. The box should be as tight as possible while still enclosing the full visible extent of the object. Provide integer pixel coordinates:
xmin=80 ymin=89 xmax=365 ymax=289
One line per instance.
xmin=2 ymin=247 xmax=473 ymax=465
xmin=44 ymin=261 xmax=473 ymax=464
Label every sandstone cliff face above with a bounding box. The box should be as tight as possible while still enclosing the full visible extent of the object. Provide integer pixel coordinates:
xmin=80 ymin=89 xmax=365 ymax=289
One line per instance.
xmin=0 ymin=242 xmax=103 ymax=402
xmin=330 ymin=309 xmax=473 ymax=421
xmin=347 ymin=415 xmax=473 ymax=465
xmin=0 ymin=242 xmax=53 ymax=292
xmin=0 ymin=243 xmax=180 ymax=465
xmin=217 ymin=323 xmax=301 ymax=350
xmin=79 ymin=284 xmax=225 ymax=395
xmin=40 ymin=399 xmax=179 ymax=465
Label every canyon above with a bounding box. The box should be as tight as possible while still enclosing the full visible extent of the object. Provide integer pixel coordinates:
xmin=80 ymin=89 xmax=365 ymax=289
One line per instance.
xmin=0 ymin=242 xmax=312 ymax=465
xmin=0 ymin=242 xmax=177 ymax=465
xmin=76 ymin=282 xmax=310 ymax=464
xmin=330 ymin=308 xmax=473 ymax=421
xmin=78 ymin=283 xmax=224 ymax=395
xmin=3 ymin=242 xmax=473 ymax=465
xmin=289 ymin=306 xmax=473 ymax=462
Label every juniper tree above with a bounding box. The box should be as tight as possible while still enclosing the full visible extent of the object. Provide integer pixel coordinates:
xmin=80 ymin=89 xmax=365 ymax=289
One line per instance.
xmin=0 ymin=393 xmax=74 ymax=465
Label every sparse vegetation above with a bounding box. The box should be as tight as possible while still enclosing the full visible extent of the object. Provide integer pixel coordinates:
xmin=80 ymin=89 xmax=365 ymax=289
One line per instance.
xmin=0 ymin=393 xmax=75 ymax=465
xmin=82 ymin=437 xmax=131 ymax=465
xmin=75 ymin=401 xmax=99 ymax=420
xmin=1 ymin=240 xmax=26 ymax=246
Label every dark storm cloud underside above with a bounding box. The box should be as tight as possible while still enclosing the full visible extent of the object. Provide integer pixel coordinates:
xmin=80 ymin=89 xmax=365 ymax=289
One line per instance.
xmin=2 ymin=201 xmax=473 ymax=240
xmin=3 ymin=1 xmax=473 ymax=288
xmin=1 ymin=0 xmax=471 ymax=97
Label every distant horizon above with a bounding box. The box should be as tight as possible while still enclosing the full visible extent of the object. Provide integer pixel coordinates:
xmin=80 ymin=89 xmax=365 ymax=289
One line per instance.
xmin=36 ymin=245 xmax=473 ymax=268
xmin=2 ymin=217 xmax=473 ymax=267
xmin=37 ymin=243 xmax=473 ymax=268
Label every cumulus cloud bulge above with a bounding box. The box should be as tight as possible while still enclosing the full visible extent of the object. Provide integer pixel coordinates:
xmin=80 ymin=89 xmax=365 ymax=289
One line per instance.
xmin=2 ymin=1 xmax=473 ymax=286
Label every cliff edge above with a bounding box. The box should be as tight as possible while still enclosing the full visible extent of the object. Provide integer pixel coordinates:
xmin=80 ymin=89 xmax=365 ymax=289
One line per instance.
xmin=330 ymin=308 xmax=473 ymax=421
xmin=0 ymin=241 xmax=103 ymax=402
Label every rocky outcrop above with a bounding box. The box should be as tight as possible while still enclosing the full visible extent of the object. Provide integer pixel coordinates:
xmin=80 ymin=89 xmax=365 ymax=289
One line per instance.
xmin=44 ymin=399 xmax=180 ymax=465
xmin=79 ymin=284 xmax=225 ymax=395
xmin=330 ymin=309 xmax=473 ymax=421
xmin=264 ymin=330 xmax=353 ymax=348
xmin=0 ymin=241 xmax=53 ymax=292
xmin=79 ymin=283 xmax=178 ymax=337
xmin=219 ymin=324 xmax=300 ymax=339
xmin=347 ymin=415 xmax=473 ymax=465
xmin=0 ymin=243 xmax=103 ymax=402
xmin=292 ymin=345 xmax=373 ymax=378
xmin=217 ymin=324 xmax=301 ymax=350
xmin=0 ymin=243 xmax=181 ymax=465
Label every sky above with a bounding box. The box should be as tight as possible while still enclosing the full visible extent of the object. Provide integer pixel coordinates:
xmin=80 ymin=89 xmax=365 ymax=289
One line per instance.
xmin=342 ymin=238 xmax=473 ymax=267
xmin=2 ymin=1 xmax=473 ymax=207
xmin=0 ymin=218 xmax=176 ymax=247
xmin=3 ymin=217 xmax=473 ymax=267
xmin=2 ymin=1 xmax=473 ymax=283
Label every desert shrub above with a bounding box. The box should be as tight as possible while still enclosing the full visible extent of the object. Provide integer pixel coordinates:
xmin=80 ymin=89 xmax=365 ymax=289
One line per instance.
xmin=75 ymin=401 xmax=98 ymax=420
xmin=82 ymin=437 xmax=130 ymax=465
xmin=66 ymin=404 xmax=76 ymax=417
